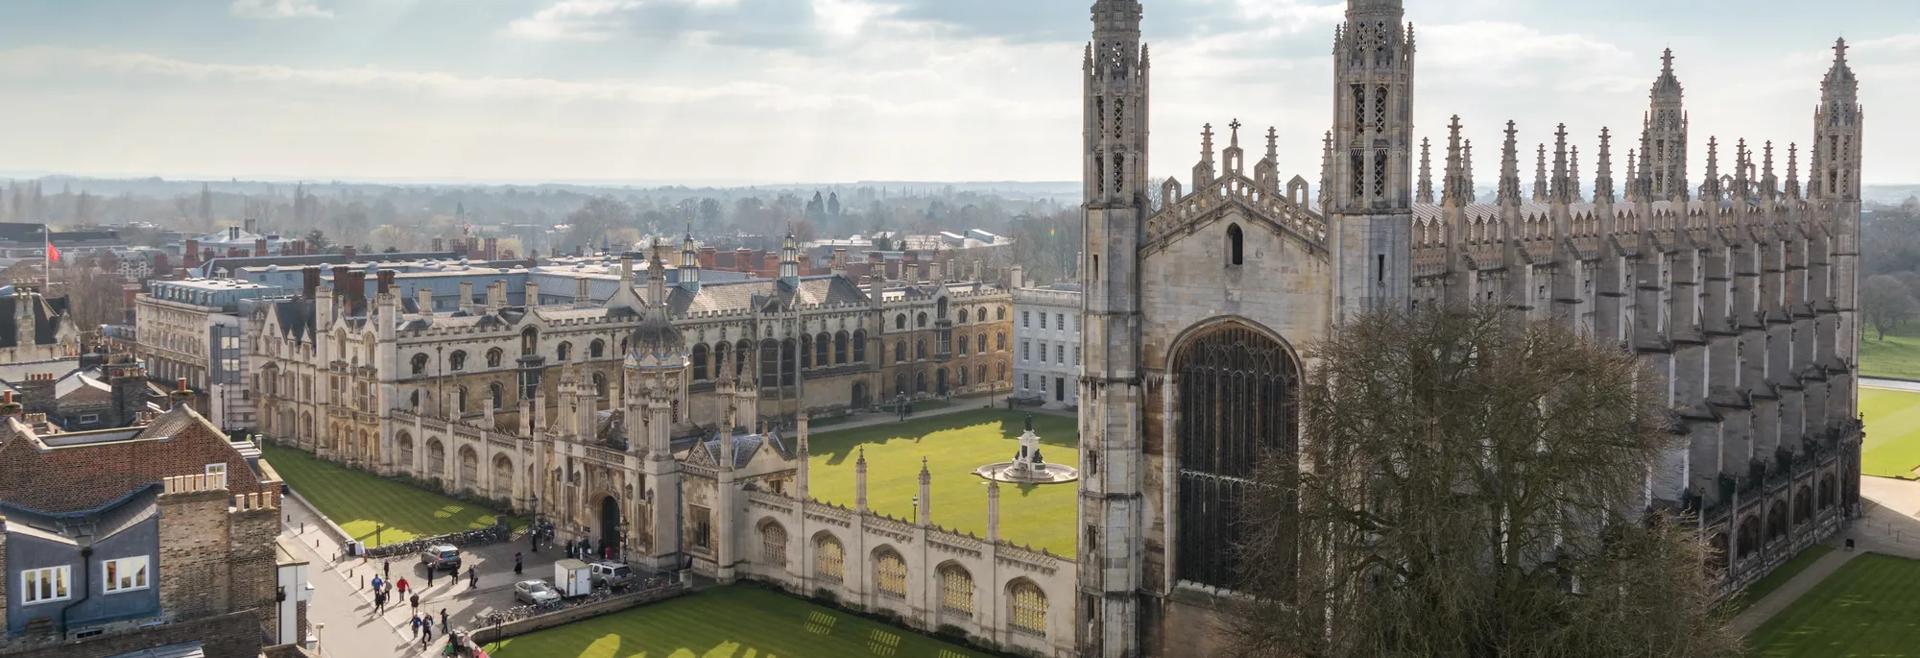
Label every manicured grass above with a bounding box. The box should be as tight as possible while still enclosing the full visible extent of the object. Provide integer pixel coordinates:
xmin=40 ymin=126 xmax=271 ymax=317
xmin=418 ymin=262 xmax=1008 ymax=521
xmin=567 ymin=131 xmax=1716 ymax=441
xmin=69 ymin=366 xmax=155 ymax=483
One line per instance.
xmin=487 ymin=586 xmax=988 ymax=658
xmin=1748 ymin=553 xmax=1920 ymax=656
xmin=1728 ymin=544 xmax=1834 ymax=612
xmin=1861 ymin=387 xmax=1920 ymax=479
xmin=808 ymin=409 xmax=1079 ymax=557
xmin=262 ymin=443 xmax=520 ymax=547
xmin=1861 ymin=331 xmax=1920 ymax=380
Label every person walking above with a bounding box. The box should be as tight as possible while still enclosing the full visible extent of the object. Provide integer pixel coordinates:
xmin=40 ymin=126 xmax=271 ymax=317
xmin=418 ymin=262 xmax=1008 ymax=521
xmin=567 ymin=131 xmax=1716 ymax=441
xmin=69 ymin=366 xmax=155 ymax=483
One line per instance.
xmin=468 ymin=566 xmax=478 ymax=590
xmin=420 ymin=615 xmax=434 ymax=647
xmin=513 ymin=552 xmax=523 ymax=576
xmin=530 ymin=528 xmax=539 ymax=553
xmin=410 ymin=592 xmax=420 ymax=615
xmin=439 ymin=608 xmax=449 ymax=634
xmin=396 ymin=577 xmax=410 ymax=598
xmin=427 ymin=566 xmax=435 ymax=588
xmin=409 ymin=613 xmax=420 ymax=640
xmin=371 ymin=574 xmax=383 ymax=594
xmin=373 ymin=589 xmax=385 ymax=614
xmin=383 ymin=559 xmax=391 ymax=580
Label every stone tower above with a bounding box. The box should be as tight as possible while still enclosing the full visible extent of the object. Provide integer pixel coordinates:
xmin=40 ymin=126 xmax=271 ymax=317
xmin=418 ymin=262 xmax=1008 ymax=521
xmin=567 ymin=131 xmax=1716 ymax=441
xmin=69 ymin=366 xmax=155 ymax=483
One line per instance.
xmin=1328 ymin=0 xmax=1415 ymax=318
xmin=625 ymin=274 xmax=688 ymax=571
xmin=1078 ymin=0 xmax=1149 ymax=656
xmin=1814 ymin=38 xmax=1865 ymax=383
xmin=1643 ymin=49 xmax=1689 ymax=201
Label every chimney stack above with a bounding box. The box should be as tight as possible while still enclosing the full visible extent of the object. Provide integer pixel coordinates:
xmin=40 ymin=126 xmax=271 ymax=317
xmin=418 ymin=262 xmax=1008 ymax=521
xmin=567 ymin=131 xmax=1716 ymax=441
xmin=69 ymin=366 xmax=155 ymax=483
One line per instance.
xmin=377 ymin=269 xmax=396 ymax=295
xmin=183 ymin=239 xmax=201 ymax=270
xmin=253 ymin=238 xmax=269 ymax=257
xmin=432 ymin=237 xmax=445 ymax=252
xmin=458 ymin=281 xmax=475 ymax=313
xmin=0 ymin=391 xmax=20 ymax=418
xmin=302 ymin=266 xmax=321 ymax=299
xmin=484 ymin=237 xmax=499 ymax=261
xmin=169 ymin=378 xmax=193 ymax=410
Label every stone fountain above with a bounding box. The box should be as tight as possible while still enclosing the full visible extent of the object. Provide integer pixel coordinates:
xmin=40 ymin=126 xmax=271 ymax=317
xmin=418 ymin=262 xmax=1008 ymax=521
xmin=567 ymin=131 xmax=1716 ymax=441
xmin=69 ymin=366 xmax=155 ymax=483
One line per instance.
xmin=975 ymin=415 xmax=1079 ymax=484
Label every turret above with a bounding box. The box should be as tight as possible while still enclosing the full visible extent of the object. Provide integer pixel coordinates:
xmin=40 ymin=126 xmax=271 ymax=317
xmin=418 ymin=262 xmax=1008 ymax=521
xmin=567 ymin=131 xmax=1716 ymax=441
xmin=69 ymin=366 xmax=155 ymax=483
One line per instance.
xmin=1644 ymin=48 xmax=1690 ymax=201
xmin=679 ymin=227 xmax=700 ymax=292
xmin=1417 ymin=137 xmax=1434 ymax=204
xmin=778 ymin=231 xmax=799 ymax=286
xmin=1812 ymin=38 xmax=1862 ymax=202
xmin=1328 ymin=0 xmax=1415 ymax=317
xmin=795 ymin=411 xmax=810 ymax=500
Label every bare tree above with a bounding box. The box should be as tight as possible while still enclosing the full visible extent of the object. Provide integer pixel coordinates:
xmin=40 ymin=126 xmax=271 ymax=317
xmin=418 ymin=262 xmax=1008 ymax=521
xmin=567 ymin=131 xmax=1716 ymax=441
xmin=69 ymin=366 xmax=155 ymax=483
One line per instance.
xmin=1230 ymin=306 xmax=1740 ymax=658
xmin=1862 ymin=274 xmax=1917 ymax=341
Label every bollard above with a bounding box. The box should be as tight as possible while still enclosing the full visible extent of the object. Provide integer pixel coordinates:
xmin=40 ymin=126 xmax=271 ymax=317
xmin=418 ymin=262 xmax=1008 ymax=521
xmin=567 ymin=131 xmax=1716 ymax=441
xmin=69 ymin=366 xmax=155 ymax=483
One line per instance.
xmin=361 ymin=574 xmax=365 ymax=590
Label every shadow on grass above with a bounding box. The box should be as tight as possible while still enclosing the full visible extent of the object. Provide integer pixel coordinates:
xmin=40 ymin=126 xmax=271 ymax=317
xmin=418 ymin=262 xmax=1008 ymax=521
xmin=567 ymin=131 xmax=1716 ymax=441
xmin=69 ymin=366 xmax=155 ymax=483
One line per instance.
xmin=809 ymin=409 xmax=1078 ymax=466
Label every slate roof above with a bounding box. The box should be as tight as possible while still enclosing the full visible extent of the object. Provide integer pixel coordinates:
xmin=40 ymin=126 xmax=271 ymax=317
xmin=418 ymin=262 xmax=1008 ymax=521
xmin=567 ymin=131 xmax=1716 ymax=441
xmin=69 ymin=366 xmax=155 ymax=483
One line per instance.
xmin=0 ymin=292 xmax=69 ymax=348
xmin=666 ymin=275 xmax=867 ymax=316
xmin=0 ymin=406 xmax=274 ymax=514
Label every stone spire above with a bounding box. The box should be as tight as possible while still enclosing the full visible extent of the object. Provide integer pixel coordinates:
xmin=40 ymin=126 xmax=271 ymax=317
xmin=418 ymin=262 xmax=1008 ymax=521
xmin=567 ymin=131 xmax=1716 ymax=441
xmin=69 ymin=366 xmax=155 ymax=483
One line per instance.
xmin=1441 ymin=116 xmax=1468 ymax=206
xmin=1786 ymin=142 xmax=1802 ymax=200
xmin=1550 ymin=125 xmax=1569 ymax=205
xmin=678 ymin=224 xmax=701 ymax=292
xmin=1462 ymin=139 xmax=1475 ymax=203
xmin=1595 ymin=128 xmax=1616 ymax=205
xmin=1570 ymin=145 xmax=1583 ymax=202
xmin=1193 ymin=123 xmax=1216 ymax=191
xmin=647 ymin=236 xmax=668 ymax=306
xmin=1265 ymin=126 xmax=1279 ymax=164
xmin=854 ymin=447 xmax=868 ymax=512
xmin=916 ymin=457 xmax=931 ymax=527
xmin=1701 ymin=136 xmax=1722 ymax=201
xmin=1533 ymin=143 xmax=1549 ymax=202
xmin=1498 ymin=121 xmax=1522 ymax=206
xmin=1417 ymin=137 xmax=1434 ymax=203
xmin=1732 ymin=138 xmax=1751 ymax=201
xmin=795 ymin=411 xmax=810 ymax=500
xmin=778 ymin=229 xmax=800 ymax=285
xmin=1761 ymin=141 xmax=1779 ymax=200
xmin=1624 ymin=148 xmax=1638 ymax=202
xmin=1319 ymin=130 xmax=1334 ymax=209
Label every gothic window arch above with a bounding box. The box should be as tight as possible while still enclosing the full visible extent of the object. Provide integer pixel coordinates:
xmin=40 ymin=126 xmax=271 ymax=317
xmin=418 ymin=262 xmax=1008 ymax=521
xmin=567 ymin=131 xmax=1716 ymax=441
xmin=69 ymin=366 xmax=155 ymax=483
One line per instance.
xmin=486 ymin=348 xmax=503 ymax=368
xmin=936 ymin=298 xmax=948 ymax=320
xmin=894 ymin=341 xmax=906 ymax=364
xmin=896 ymin=314 xmax=907 ymax=330
xmin=917 ymin=312 xmax=929 ymax=328
xmin=521 ymin=327 xmax=539 ymax=356
xmin=836 ymin=331 xmax=851 ymax=364
xmin=813 ymin=533 xmax=844 ymax=584
xmin=455 ymin=386 xmax=469 ymax=414
xmin=997 ymin=306 xmax=1007 ymax=321
xmin=449 ymin=350 xmax=467 ymax=371
xmin=852 ymin=330 xmax=866 ymax=362
xmin=590 ymin=339 xmax=606 ymax=359
xmin=958 ymin=309 xmax=969 ymax=324
xmin=691 ymin=344 xmax=710 ymax=380
xmin=799 ymin=335 xmax=812 ymax=369
xmin=915 ymin=339 xmax=927 ymax=360
xmin=996 ymin=331 xmax=1007 ymax=351
xmin=556 ymin=341 xmax=573 ymax=362
xmin=815 ymin=332 xmax=830 ymax=367
xmin=760 ymin=520 xmax=788 ymax=568
xmin=411 ymin=353 xmax=429 ymax=375
xmin=1173 ymin=321 xmax=1298 ymax=591
xmin=977 ymin=333 xmax=986 ymax=353
xmin=1008 ymin=579 xmax=1047 ymax=637
xmin=873 ymin=547 xmax=907 ymax=599
xmin=1226 ymin=224 xmax=1245 ymax=266
xmin=489 ymin=383 xmax=503 ymax=410
xmin=592 ymin=373 xmax=608 ymax=403
xmin=938 ymin=563 xmax=974 ymax=617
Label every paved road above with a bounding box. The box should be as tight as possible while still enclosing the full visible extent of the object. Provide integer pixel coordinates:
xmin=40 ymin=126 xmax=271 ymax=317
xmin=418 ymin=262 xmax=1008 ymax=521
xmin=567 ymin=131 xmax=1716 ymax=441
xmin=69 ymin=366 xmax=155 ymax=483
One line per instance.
xmin=1863 ymin=377 xmax=1920 ymax=392
xmin=283 ymin=494 xmax=565 ymax=656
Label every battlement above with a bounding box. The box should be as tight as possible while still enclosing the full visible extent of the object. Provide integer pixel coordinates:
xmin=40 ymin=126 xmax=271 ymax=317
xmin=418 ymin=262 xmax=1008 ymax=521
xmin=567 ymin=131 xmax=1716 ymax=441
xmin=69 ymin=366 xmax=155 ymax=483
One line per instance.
xmin=163 ymin=472 xmax=228 ymax=494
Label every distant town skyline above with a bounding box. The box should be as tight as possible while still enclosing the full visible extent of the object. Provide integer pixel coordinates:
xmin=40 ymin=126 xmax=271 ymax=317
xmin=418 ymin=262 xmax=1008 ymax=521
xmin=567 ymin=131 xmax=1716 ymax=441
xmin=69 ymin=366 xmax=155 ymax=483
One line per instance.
xmin=2 ymin=0 xmax=1915 ymax=184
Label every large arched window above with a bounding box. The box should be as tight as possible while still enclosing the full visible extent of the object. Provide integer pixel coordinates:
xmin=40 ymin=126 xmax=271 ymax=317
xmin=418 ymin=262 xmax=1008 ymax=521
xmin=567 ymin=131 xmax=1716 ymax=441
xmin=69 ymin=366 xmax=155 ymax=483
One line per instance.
xmin=896 ymin=314 xmax=907 ymax=330
xmin=1008 ymin=579 xmax=1047 ymax=637
xmin=851 ymin=330 xmax=866 ymax=362
xmin=894 ymin=341 xmax=906 ymax=364
xmin=760 ymin=521 xmax=788 ymax=567
xmin=1174 ymin=322 xmax=1298 ymax=590
xmin=835 ymin=331 xmax=850 ymax=364
xmin=815 ymin=332 xmax=830 ymax=366
xmin=489 ymin=383 xmax=503 ymax=409
xmin=915 ymin=339 xmax=927 ymax=360
xmin=813 ymin=533 xmax=844 ymax=584
xmin=938 ymin=563 xmax=974 ymax=618
xmin=690 ymin=344 xmax=710 ymax=380
xmin=873 ymin=547 xmax=907 ymax=599
xmin=521 ymin=327 xmax=539 ymax=356
xmin=1226 ymin=223 xmax=1245 ymax=266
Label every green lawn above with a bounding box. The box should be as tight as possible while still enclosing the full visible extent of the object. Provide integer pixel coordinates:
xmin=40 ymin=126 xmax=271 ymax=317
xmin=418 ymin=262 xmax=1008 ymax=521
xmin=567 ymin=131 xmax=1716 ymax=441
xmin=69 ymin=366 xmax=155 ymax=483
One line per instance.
xmin=487 ymin=586 xmax=987 ymax=658
xmin=262 ymin=443 xmax=520 ymax=547
xmin=1861 ymin=387 xmax=1920 ymax=479
xmin=1748 ymin=553 xmax=1920 ymax=656
xmin=1861 ymin=331 xmax=1920 ymax=380
xmin=807 ymin=409 xmax=1079 ymax=557
xmin=1728 ymin=544 xmax=1834 ymax=612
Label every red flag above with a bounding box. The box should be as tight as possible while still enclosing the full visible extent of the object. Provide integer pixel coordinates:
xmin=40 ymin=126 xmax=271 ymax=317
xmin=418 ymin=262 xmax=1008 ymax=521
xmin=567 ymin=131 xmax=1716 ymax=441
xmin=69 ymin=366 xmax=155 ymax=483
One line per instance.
xmin=44 ymin=240 xmax=58 ymax=264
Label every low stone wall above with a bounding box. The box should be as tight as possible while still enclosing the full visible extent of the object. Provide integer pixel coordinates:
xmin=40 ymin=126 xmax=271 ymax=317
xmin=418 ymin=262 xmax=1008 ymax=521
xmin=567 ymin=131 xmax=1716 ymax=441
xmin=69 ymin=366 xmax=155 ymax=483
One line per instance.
xmin=0 ymin=609 xmax=264 ymax=658
xmin=471 ymin=584 xmax=689 ymax=646
xmin=285 ymin=489 xmax=355 ymax=552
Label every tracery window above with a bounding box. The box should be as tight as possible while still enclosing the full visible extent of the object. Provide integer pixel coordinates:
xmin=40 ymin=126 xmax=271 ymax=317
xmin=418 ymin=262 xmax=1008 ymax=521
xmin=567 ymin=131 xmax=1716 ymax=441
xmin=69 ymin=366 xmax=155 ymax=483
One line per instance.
xmin=939 ymin=564 xmax=974 ymax=617
xmin=761 ymin=522 xmax=788 ymax=567
xmin=691 ymin=344 xmax=709 ymax=380
xmin=1175 ymin=322 xmax=1298 ymax=591
xmin=1009 ymin=580 xmax=1047 ymax=637
xmin=1374 ymin=86 xmax=1389 ymax=132
xmin=874 ymin=548 xmax=907 ymax=599
xmin=813 ymin=534 xmax=844 ymax=584
xmin=1374 ymin=150 xmax=1389 ymax=197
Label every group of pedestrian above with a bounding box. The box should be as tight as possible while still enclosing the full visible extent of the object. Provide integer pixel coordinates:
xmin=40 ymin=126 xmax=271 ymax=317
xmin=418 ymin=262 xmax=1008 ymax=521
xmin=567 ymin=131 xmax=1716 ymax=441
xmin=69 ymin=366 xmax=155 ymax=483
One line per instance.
xmin=408 ymin=609 xmax=443 ymax=647
xmin=368 ymin=571 xmax=417 ymax=617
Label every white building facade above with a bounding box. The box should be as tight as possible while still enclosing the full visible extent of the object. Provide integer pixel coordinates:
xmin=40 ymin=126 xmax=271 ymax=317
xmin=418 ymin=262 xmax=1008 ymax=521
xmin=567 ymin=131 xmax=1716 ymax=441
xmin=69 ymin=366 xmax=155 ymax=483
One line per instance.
xmin=1013 ymin=284 xmax=1082 ymax=409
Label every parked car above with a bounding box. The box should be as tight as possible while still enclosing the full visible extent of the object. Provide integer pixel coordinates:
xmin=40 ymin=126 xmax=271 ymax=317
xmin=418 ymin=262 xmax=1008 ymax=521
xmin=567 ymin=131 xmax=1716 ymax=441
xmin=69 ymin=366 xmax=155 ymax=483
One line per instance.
xmin=589 ymin=561 xmax=636 ymax=590
xmin=513 ymin=579 xmax=561 ymax=605
xmin=420 ymin=545 xmax=462 ymax=573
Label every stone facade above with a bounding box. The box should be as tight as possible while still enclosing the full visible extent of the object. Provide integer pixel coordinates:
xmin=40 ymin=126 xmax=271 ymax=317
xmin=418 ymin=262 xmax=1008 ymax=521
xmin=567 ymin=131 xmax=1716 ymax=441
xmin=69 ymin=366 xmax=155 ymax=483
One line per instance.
xmin=1076 ymin=1 xmax=1864 ymax=657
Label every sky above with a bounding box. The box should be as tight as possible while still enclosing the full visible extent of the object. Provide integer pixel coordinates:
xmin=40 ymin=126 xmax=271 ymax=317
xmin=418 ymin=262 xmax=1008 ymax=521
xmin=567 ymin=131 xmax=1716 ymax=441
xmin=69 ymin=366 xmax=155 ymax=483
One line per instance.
xmin=0 ymin=0 xmax=1916 ymax=186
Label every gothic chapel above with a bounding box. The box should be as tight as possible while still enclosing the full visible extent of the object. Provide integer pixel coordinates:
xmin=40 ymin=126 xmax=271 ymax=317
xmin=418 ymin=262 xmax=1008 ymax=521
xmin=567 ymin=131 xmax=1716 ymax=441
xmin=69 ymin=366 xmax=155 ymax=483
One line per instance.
xmin=1075 ymin=0 xmax=1864 ymax=656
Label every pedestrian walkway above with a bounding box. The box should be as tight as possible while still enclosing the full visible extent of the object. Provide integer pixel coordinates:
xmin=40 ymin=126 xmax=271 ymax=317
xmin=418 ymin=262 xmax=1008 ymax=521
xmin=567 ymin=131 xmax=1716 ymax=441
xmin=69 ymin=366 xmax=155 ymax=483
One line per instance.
xmin=810 ymin=393 xmax=1007 ymax=433
xmin=1732 ymin=476 xmax=1920 ymax=636
xmin=1730 ymin=546 xmax=1859 ymax=635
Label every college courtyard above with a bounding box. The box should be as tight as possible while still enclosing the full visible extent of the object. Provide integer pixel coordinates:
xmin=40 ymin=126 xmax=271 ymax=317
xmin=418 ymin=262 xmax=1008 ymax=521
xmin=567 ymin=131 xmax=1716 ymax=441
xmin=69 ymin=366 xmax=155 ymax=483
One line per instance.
xmin=265 ymin=404 xmax=1075 ymax=658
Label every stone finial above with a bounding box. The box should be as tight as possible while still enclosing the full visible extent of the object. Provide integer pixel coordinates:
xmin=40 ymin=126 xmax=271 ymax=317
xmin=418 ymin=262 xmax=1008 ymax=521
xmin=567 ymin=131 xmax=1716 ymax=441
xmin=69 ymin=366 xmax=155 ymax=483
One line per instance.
xmin=1625 ymin=148 xmax=1638 ymax=202
xmin=1265 ymin=126 xmax=1279 ymax=163
xmin=1498 ymin=121 xmax=1522 ymax=206
xmin=1417 ymin=137 xmax=1434 ymax=204
xmin=1533 ymin=143 xmax=1549 ymax=202
xmin=1595 ymin=127 xmax=1615 ymax=205
xmin=1702 ymin=136 xmax=1722 ymax=200
xmin=1570 ymin=145 xmax=1582 ymax=202
xmin=1786 ymin=142 xmax=1802 ymax=199
xmin=855 ymin=447 xmax=868 ymax=512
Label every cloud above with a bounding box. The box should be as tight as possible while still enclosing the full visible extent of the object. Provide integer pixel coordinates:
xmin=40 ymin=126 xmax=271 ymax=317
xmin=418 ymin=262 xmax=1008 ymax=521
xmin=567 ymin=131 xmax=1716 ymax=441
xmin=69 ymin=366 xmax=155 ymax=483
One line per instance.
xmin=504 ymin=0 xmax=813 ymax=47
xmin=229 ymin=0 xmax=333 ymax=20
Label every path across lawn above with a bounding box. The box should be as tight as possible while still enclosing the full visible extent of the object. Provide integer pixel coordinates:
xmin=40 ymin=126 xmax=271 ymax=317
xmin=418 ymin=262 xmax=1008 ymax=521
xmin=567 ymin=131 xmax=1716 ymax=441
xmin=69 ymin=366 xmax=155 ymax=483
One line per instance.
xmin=806 ymin=408 xmax=1080 ymax=556
xmin=487 ymin=586 xmax=988 ymax=658
xmin=262 ymin=443 xmax=520 ymax=548
xmin=1748 ymin=552 xmax=1920 ymax=656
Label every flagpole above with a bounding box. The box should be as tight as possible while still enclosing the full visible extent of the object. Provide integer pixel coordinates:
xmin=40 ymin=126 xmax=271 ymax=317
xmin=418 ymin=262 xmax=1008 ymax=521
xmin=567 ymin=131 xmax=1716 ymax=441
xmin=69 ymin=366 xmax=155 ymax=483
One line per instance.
xmin=42 ymin=223 xmax=50 ymax=294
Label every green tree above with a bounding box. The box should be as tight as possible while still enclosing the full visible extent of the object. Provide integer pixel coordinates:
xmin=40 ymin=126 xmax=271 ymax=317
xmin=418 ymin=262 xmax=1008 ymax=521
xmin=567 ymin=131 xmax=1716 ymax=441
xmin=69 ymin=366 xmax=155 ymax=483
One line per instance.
xmin=1230 ymin=306 xmax=1739 ymax=658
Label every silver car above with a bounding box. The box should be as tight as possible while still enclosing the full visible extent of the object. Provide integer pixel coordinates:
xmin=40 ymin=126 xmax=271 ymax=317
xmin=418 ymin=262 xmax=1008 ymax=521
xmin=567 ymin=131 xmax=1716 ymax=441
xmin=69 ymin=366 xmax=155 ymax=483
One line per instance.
xmin=513 ymin=579 xmax=560 ymax=605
